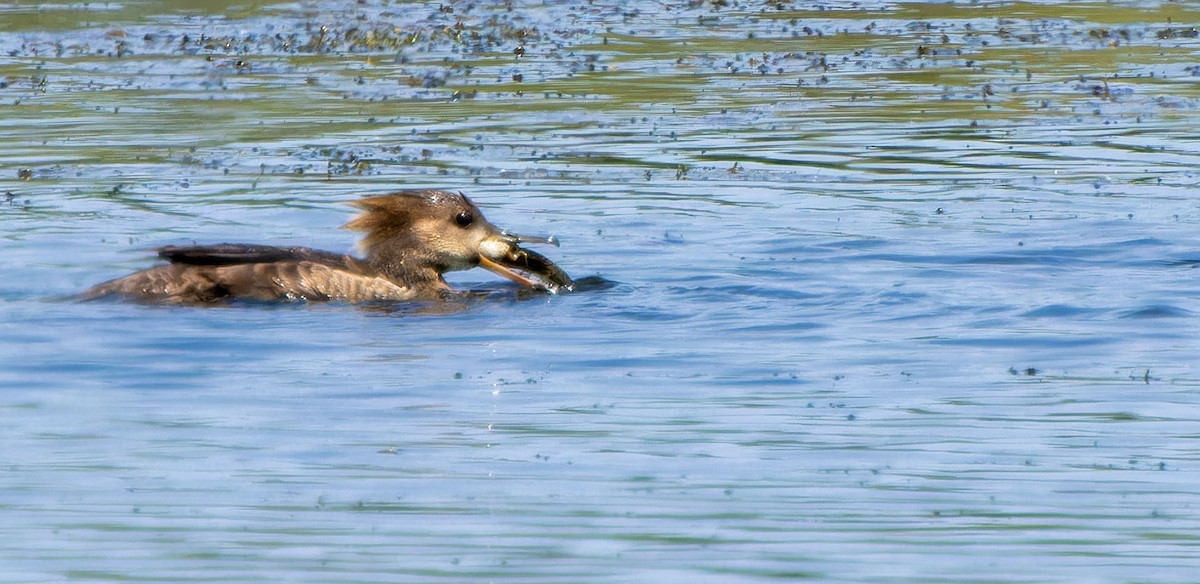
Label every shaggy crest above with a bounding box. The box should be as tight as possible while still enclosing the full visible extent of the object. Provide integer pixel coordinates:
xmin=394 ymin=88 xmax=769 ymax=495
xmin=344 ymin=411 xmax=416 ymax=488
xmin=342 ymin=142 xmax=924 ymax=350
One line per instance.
xmin=345 ymin=190 xmax=473 ymax=254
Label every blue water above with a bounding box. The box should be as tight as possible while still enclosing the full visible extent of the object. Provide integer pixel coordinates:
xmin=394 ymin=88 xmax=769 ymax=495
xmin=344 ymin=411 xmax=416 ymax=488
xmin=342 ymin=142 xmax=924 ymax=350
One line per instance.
xmin=4 ymin=1 xmax=1200 ymax=582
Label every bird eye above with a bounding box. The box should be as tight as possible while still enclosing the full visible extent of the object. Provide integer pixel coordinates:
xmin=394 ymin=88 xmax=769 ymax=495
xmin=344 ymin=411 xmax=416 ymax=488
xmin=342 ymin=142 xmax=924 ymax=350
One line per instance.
xmin=454 ymin=211 xmax=474 ymax=227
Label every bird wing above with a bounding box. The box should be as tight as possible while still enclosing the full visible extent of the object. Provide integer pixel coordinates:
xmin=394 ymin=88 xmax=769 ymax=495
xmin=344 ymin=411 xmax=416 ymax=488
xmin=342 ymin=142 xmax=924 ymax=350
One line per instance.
xmin=159 ymin=244 xmax=357 ymax=271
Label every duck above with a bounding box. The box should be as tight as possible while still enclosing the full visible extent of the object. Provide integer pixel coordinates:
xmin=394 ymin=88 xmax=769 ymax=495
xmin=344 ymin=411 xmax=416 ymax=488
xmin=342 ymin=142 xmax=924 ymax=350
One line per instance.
xmin=83 ymin=189 xmax=574 ymax=304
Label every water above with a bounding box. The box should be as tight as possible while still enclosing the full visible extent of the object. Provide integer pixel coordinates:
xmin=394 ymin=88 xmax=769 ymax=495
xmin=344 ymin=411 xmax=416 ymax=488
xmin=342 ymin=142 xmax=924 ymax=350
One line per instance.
xmin=3 ymin=1 xmax=1200 ymax=582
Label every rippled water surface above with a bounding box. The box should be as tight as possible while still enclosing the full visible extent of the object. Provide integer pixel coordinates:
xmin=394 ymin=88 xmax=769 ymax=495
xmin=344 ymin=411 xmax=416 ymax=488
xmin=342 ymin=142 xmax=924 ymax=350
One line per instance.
xmin=3 ymin=1 xmax=1200 ymax=582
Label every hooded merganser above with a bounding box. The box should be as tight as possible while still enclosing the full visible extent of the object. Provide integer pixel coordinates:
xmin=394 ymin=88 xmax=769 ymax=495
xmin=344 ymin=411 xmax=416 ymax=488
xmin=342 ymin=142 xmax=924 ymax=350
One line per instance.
xmin=84 ymin=190 xmax=574 ymax=304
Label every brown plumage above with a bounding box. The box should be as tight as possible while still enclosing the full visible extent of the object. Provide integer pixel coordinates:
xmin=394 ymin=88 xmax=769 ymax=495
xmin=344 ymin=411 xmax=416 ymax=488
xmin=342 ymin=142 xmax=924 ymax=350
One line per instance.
xmin=83 ymin=190 xmax=573 ymax=305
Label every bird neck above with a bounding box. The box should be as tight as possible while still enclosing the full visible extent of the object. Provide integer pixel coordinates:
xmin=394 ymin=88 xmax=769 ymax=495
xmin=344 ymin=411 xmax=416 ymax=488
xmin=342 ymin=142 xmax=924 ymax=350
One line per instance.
xmin=366 ymin=244 xmax=443 ymax=289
